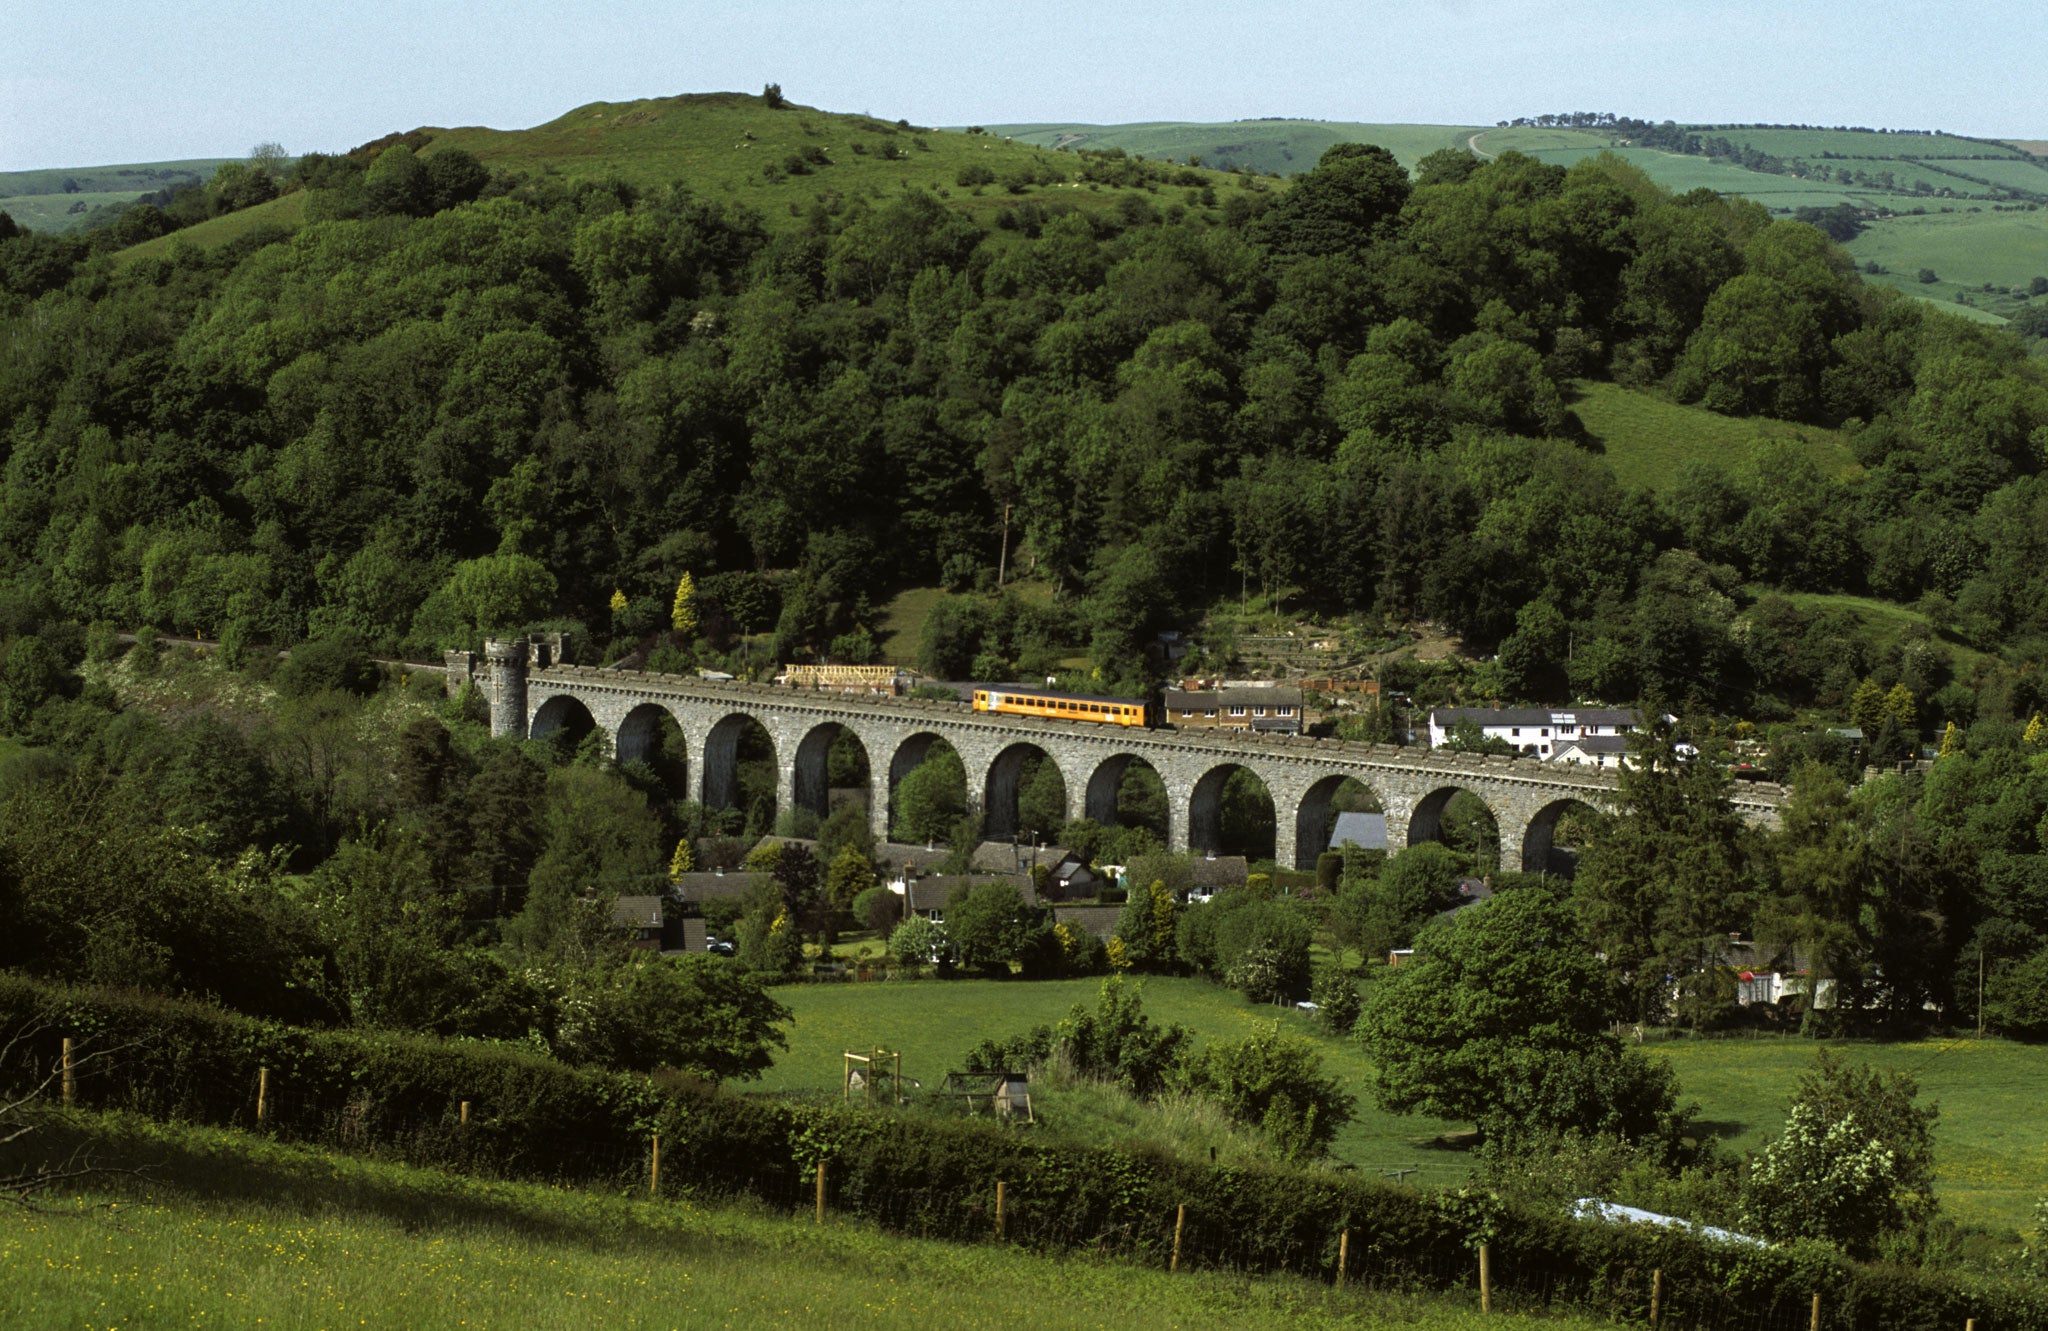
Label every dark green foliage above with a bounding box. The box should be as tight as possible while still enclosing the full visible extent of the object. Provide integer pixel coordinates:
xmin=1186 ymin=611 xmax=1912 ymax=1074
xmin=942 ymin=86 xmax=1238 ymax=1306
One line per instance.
xmin=1357 ymin=887 xmax=1691 ymax=1151
xmin=945 ymin=880 xmax=1044 ymax=970
xmin=274 ymin=631 xmax=379 ymax=698
xmin=1178 ymin=1021 xmax=1356 ymax=1160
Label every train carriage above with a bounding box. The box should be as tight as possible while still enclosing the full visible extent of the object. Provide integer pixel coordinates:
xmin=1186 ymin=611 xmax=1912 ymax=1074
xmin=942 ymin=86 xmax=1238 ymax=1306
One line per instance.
xmin=972 ymin=686 xmax=1156 ymax=728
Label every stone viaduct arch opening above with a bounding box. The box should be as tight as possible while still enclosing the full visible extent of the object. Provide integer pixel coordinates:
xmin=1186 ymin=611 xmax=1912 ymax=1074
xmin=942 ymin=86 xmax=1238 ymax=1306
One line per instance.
xmin=530 ymin=693 xmax=597 ymax=760
xmin=1293 ymin=775 xmax=1385 ymax=871
xmin=614 ymin=703 xmax=688 ymax=799
xmin=1084 ymin=754 xmax=1170 ymax=850
xmin=888 ymin=732 xmax=967 ymax=846
xmin=1188 ymin=764 xmax=1277 ymax=863
xmin=793 ymin=722 xmax=871 ymax=832
xmin=1407 ymin=785 xmax=1502 ymax=874
xmin=984 ymin=743 xmax=1067 ymax=846
xmin=703 ymin=713 xmax=778 ymax=836
xmin=1522 ymin=797 xmax=1599 ymax=877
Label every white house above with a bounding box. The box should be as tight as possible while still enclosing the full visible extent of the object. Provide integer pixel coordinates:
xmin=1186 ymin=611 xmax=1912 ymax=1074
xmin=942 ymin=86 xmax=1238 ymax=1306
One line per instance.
xmin=1551 ymin=734 xmax=1633 ymax=769
xmin=1427 ymin=706 xmax=1638 ymax=759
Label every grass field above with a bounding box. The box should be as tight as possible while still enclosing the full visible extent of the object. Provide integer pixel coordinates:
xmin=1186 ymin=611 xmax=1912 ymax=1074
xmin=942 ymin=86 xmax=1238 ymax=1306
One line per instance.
xmin=0 ymin=157 xmax=233 ymax=233
xmin=1846 ymin=210 xmax=2048 ymax=317
xmin=877 ymin=585 xmax=947 ymax=666
xmin=757 ymin=975 xmax=2048 ymax=1233
xmin=1566 ymin=381 xmax=1858 ymax=492
xmin=114 ymin=189 xmax=308 ymax=264
xmin=2 ymin=1112 xmax=1603 ymax=1330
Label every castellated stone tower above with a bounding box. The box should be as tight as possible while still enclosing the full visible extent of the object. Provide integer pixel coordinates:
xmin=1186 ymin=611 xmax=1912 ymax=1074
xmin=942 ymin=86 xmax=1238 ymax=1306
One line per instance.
xmin=484 ymin=639 xmax=528 ymax=739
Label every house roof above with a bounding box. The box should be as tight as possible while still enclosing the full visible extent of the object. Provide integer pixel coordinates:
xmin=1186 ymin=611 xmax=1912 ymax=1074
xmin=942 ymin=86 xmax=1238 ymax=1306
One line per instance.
xmin=611 ymin=895 xmax=665 ymax=929
xmin=1051 ymin=904 xmax=1124 ymax=938
xmin=1190 ymin=855 xmax=1249 ymax=887
xmin=876 ymin=842 xmax=955 ymax=874
xmin=970 ymin=841 xmax=1080 ymax=875
xmin=1553 ymin=735 xmax=1631 ymax=756
xmin=907 ymin=874 xmax=1037 ymax=911
xmin=1430 ymin=706 xmax=1638 ymax=729
xmin=1163 ymin=686 xmax=1304 ymax=710
xmin=1329 ymin=811 xmax=1388 ymax=851
xmin=672 ymin=871 xmax=762 ymax=903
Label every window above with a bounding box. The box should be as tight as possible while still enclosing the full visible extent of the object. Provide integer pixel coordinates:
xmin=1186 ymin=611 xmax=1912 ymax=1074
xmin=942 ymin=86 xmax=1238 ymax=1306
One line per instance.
xmin=1253 ymin=707 xmax=1267 ymax=717
xmin=1277 ymin=706 xmax=1293 ymax=716
xmin=1541 ymin=728 xmax=1550 ymax=737
xmin=1230 ymin=706 xmax=1247 ymax=717
xmin=1511 ymin=727 xmax=1521 ymax=737
xmin=1205 ymin=710 xmax=1218 ymax=718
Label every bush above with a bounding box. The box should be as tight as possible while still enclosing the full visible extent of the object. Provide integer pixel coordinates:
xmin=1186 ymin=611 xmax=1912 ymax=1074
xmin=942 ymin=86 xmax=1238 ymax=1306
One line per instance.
xmin=955 ymin=165 xmax=995 ymax=188
xmin=1310 ymin=963 xmax=1361 ymax=1034
xmin=276 ymin=631 xmax=379 ymax=697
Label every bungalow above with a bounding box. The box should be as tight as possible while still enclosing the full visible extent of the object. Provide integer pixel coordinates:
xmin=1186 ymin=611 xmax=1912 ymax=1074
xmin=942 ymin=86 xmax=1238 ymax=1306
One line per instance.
xmin=1187 ymin=853 xmax=1250 ymax=901
xmin=1051 ymin=903 xmax=1124 ymax=940
xmin=1427 ymin=706 xmax=1638 ymax=759
xmin=671 ymin=870 xmax=762 ymax=909
xmin=901 ymin=873 xmax=1037 ymax=923
xmin=972 ymin=842 xmax=1099 ymax=896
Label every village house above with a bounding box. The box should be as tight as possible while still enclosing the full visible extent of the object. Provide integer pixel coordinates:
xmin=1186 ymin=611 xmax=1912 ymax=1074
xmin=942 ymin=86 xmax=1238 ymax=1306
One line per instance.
xmin=1427 ymin=706 xmax=1639 ymax=758
xmin=1162 ymin=682 xmax=1306 ymax=735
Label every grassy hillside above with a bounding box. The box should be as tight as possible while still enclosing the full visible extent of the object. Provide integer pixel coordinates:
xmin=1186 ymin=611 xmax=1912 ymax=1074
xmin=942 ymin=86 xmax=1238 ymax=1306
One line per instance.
xmin=114 ymin=92 xmax=1254 ymax=259
xmin=115 ymin=188 xmax=306 ymax=264
xmin=1567 ymin=380 xmax=1858 ymax=492
xmin=990 ymin=120 xmax=1486 ymax=174
xmin=5 ymin=1112 xmax=1601 ymax=1330
xmin=0 ymin=157 xmax=233 ymax=233
xmin=1735 ymin=589 xmax=1994 ymax=678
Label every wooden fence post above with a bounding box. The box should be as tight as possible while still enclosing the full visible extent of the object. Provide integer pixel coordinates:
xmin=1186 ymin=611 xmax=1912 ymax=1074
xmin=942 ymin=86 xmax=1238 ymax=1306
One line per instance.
xmin=459 ymin=1100 xmax=470 ymax=1125
xmin=1649 ymin=1268 xmax=1662 ymax=1329
xmin=995 ymin=1181 xmax=1006 ymax=1239
xmin=256 ymin=1066 xmax=269 ymax=1125
xmin=649 ymin=1134 xmax=661 ymax=1197
xmin=60 ymin=1037 xmax=74 ymax=1108
xmin=1171 ymin=1203 xmax=1186 ymax=1272
xmin=1337 ymin=1228 xmax=1350 ymax=1285
xmin=1809 ymin=1292 xmax=1821 ymax=1331
xmin=815 ymin=1158 xmax=827 ymax=1225
xmin=1479 ymin=1244 xmax=1492 ymax=1313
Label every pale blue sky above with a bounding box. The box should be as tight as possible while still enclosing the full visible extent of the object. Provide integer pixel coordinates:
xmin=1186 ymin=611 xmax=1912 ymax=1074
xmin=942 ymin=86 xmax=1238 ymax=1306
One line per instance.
xmin=4 ymin=1 xmax=2043 ymax=171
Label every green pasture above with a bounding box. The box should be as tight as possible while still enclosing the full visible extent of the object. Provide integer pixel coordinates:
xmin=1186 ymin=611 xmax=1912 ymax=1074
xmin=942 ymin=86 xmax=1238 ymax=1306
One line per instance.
xmin=878 ymin=585 xmax=947 ymax=666
xmin=1692 ymin=128 xmax=2022 ymax=160
xmin=1657 ymin=1035 xmax=2046 ymax=1233
xmin=992 ymin=120 xmax=1485 ymax=174
xmin=1567 ymin=381 xmax=1857 ymax=492
xmin=0 ymin=190 xmax=139 ymax=232
xmin=116 ymin=189 xmax=307 ymax=264
xmin=2 ymin=1113 xmax=1602 ymax=1330
xmin=760 ymin=975 xmax=2048 ymax=1233
xmin=1848 ymin=210 xmax=2048 ymax=309
xmin=760 ymin=975 xmax=1474 ymax=1186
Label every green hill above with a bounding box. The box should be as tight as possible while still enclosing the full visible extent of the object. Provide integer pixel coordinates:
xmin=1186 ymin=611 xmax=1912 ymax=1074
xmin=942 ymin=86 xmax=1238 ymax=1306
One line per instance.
xmin=1569 ymin=380 xmax=1859 ymax=492
xmin=112 ymin=92 xmax=1254 ymax=259
xmin=0 ymin=156 xmax=235 ymax=233
xmin=989 ymin=119 xmax=1487 ymax=174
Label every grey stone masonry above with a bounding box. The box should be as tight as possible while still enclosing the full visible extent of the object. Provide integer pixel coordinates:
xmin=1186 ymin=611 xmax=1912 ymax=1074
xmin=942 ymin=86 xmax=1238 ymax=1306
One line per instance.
xmin=482 ymin=642 xmax=1787 ymax=871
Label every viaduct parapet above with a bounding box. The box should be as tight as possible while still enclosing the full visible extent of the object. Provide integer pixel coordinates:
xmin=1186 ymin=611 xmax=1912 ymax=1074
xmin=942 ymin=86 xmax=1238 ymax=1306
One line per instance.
xmin=470 ymin=641 xmax=1787 ymax=872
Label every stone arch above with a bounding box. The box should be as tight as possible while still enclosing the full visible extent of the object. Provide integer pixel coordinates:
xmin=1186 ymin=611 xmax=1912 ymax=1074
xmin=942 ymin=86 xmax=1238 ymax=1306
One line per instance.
xmin=529 ymin=692 xmax=597 ymax=751
xmin=1293 ymin=774 xmax=1386 ymax=871
xmin=1084 ymin=753 xmax=1170 ymax=844
xmin=983 ymin=742 xmax=1069 ymax=845
xmin=887 ymin=731 xmax=965 ymax=843
xmin=1521 ymin=796 xmax=1600 ymax=877
xmin=1407 ymin=784 xmax=1502 ymax=872
xmin=794 ymin=721 xmax=871 ymax=822
xmin=1187 ymin=762 xmax=1277 ymax=861
xmin=615 ymin=702 xmax=685 ymax=767
xmin=702 ymin=712 xmax=777 ymax=820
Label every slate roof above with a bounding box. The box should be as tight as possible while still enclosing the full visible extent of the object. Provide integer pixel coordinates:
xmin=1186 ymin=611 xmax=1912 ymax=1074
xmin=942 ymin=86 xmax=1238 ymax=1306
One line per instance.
xmin=611 ymin=895 xmax=665 ymax=929
xmin=1328 ymin=811 xmax=1389 ymax=851
xmin=1051 ymin=904 xmax=1124 ymax=939
xmin=672 ymin=871 xmax=763 ymax=903
xmin=1429 ymin=706 xmax=1638 ymax=728
xmin=1189 ymin=855 xmax=1250 ymax=887
xmin=1163 ymin=686 xmax=1305 ymax=710
xmin=876 ymin=841 xmax=956 ymax=875
xmin=905 ymin=873 xmax=1037 ymax=912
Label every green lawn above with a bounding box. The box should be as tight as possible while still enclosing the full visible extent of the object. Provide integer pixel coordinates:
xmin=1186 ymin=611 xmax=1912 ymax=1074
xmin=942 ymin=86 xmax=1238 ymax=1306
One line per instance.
xmin=759 ymin=976 xmax=2048 ymax=1233
xmin=1568 ymin=380 xmax=1858 ymax=492
xmin=116 ymin=189 xmax=306 ymax=264
xmin=3 ymin=1112 xmax=1602 ymax=1330
xmin=877 ymin=584 xmax=946 ymax=667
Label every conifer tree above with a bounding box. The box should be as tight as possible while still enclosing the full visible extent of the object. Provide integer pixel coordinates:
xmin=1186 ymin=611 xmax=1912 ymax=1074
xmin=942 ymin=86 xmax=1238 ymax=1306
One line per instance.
xmin=671 ymin=573 xmax=697 ymax=636
xmin=669 ymin=838 xmax=693 ymax=880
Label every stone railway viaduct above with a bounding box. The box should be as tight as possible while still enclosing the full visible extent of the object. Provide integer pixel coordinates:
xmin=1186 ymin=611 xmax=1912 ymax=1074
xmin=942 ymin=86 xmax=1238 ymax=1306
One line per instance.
xmin=467 ymin=640 xmax=1787 ymax=872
